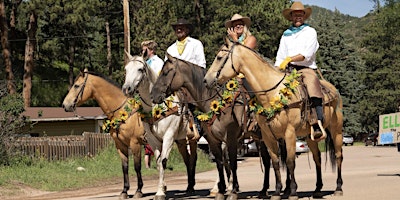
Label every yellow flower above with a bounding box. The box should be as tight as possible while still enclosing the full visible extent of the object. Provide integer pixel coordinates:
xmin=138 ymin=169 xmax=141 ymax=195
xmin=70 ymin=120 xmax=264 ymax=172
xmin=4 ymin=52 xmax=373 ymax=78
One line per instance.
xmin=226 ymin=79 xmax=238 ymax=91
xmin=152 ymin=106 xmax=163 ymax=119
xmin=165 ymin=100 xmax=173 ymax=109
xmin=280 ymin=87 xmax=293 ymax=96
xmin=197 ymin=114 xmax=210 ymax=121
xmin=210 ymin=100 xmax=221 ymax=112
xmin=289 ymin=79 xmax=299 ymax=89
xmin=127 ymin=99 xmax=135 ymax=105
xmin=119 ymin=110 xmax=128 ymax=121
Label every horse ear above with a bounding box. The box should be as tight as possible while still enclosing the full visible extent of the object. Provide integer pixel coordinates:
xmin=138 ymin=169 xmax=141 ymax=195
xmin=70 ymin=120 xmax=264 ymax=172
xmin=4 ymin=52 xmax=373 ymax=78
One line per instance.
xmin=124 ymin=50 xmax=133 ymax=61
xmin=166 ymin=53 xmax=174 ymax=62
xmin=225 ymin=36 xmax=233 ymax=47
xmin=142 ymin=49 xmax=148 ymax=59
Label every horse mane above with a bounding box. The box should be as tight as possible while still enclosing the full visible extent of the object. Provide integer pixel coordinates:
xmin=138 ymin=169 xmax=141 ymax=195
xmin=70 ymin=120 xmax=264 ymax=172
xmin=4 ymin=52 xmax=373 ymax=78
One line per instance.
xmin=174 ymin=57 xmax=207 ymax=87
xmin=236 ymin=43 xmax=275 ymax=67
xmin=83 ymin=71 xmax=121 ymax=88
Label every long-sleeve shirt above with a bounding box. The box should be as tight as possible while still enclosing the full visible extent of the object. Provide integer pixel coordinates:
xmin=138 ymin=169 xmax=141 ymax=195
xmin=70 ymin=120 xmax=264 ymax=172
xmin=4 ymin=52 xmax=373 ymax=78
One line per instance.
xmin=275 ymin=26 xmax=319 ymax=69
xmin=166 ymin=37 xmax=206 ymax=68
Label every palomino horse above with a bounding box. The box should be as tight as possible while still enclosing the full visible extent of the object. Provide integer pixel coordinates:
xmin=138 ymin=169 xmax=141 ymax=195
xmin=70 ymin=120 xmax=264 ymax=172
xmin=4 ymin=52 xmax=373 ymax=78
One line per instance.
xmin=150 ymin=53 xmax=273 ymax=200
xmin=62 ymin=70 xmax=145 ymax=199
xmin=122 ymin=53 xmax=197 ymax=200
xmin=204 ymin=38 xmax=344 ymax=200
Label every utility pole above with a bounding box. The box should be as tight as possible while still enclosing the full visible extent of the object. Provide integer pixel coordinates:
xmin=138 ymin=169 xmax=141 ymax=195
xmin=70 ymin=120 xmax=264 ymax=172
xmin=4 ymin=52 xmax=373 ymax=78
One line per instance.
xmin=123 ymin=0 xmax=130 ymax=65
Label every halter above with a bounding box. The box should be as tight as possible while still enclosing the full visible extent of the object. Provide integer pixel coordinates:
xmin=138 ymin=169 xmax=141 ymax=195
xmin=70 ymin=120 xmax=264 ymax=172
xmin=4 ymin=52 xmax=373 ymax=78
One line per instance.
xmin=127 ymin=57 xmax=152 ymax=107
xmin=72 ymin=71 xmax=128 ymax=117
xmin=214 ymin=42 xmax=287 ymax=94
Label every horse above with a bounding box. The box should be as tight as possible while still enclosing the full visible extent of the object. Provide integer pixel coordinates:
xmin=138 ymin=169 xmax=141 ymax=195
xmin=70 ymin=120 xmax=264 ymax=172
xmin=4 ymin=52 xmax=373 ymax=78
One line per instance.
xmin=122 ymin=52 xmax=198 ymax=200
xmin=150 ymin=53 xmax=274 ymax=200
xmin=62 ymin=69 xmax=145 ymax=199
xmin=203 ymin=38 xmax=344 ymax=200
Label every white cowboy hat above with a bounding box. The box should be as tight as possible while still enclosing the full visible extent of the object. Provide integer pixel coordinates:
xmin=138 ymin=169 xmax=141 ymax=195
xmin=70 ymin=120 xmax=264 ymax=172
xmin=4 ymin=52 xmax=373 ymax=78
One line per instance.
xmin=224 ymin=14 xmax=251 ymax=28
xmin=282 ymin=1 xmax=312 ymax=21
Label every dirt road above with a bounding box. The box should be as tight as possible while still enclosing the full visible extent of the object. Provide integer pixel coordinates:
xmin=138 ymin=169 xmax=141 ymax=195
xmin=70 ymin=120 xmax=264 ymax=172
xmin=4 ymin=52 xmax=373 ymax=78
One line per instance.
xmin=7 ymin=145 xmax=400 ymax=200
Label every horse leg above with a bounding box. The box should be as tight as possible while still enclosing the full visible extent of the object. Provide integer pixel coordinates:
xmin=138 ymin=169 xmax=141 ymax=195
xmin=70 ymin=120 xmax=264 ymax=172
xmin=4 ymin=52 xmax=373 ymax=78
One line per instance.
xmin=306 ymin=139 xmax=323 ymax=198
xmin=187 ymin=139 xmax=198 ymax=193
xmin=226 ymin=139 xmax=239 ymax=200
xmin=208 ymin=141 xmax=227 ymax=200
xmin=258 ymin=141 xmax=271 ymax=199
xmin=331 ymin=128 xmax=344 ymax=196
xmin=130 ymin=142 xmax=144 ymax=198
xmin=115 ymin=146 xmax=130 ymax=199
xmin=285 ymin=137 xmax=299 ymax=200
xmin=154 ymin=135 xmax=175 ymax=200
xmin=175 ymin=139 xmax=197 ymax=193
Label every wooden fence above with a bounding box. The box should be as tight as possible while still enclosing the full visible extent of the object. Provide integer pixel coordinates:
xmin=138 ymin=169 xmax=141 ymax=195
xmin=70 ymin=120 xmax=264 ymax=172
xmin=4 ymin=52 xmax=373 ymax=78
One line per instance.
xmin=8 ymin=132 xmax=113 ymax=161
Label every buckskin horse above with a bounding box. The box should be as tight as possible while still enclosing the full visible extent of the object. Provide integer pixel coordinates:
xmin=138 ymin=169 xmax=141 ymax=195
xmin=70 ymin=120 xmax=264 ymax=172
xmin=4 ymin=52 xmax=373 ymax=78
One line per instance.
xmin=150 ymin=53 xmax=274 ymax=200
xmin=203 ymin=38 xmax=344 ymax=200
xmin=122 ymin=52 xmax=197 ymax=200
xmin=62 ymin=70 xmax=145 ymax=199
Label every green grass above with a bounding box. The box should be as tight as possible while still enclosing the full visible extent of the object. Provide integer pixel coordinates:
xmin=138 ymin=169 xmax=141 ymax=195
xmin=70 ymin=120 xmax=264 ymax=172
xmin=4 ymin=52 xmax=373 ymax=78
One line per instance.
xmin=0 ymin=144 xmax=214 ymax=192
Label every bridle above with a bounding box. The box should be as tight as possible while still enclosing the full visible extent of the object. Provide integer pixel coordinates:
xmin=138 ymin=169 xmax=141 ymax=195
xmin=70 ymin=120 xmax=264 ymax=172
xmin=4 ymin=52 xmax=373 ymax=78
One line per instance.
xmin=126 ymin=57 xmax=152 ymax=107
xmin=213 ymin=42 xmax=287 ymax=94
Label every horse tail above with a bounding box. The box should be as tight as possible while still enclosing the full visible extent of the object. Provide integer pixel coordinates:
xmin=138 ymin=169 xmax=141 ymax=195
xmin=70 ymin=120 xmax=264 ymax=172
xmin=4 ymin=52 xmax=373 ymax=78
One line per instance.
xmin=279 ymin=138 xmax=287 ymax=169
xmin=324 ymin=129 xmax=337 ymax=171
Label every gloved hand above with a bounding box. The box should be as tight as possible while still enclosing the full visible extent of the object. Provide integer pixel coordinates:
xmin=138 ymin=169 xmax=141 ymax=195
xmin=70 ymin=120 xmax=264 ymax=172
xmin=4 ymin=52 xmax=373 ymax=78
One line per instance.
xmin=279 ymin=57 xmax=292 ymax=70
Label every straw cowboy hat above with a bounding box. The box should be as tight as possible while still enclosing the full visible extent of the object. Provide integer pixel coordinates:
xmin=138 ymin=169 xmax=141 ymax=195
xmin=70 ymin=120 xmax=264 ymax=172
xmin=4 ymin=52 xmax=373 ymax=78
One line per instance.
xmin=282 ymin=1 xmax=312 ymax=21
xmin=224 ymin=14 xmax=251 ymax=28
xmin=171 ymin=18 xmax=193 ymax=32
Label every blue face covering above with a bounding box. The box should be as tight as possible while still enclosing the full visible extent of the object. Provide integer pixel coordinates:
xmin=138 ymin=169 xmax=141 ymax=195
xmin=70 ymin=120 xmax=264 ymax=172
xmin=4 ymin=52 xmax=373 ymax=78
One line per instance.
xmin=283 ymin=24 xmax=309 ymax=36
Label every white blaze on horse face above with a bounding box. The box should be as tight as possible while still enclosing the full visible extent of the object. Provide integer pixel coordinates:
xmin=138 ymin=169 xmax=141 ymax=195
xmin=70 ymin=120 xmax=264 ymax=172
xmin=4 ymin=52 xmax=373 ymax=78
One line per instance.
xmin=123 ymin=57 xmax=145 ymax=95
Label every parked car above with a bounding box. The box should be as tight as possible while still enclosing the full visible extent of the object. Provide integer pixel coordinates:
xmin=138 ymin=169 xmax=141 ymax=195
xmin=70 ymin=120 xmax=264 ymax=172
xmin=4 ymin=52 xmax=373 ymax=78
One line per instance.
xmin=296 ymin=139 xmax=309 ymax=155
xmin=365 ymin=133 xmax=378 ymax=146
xmin=240 ymin=138 xmax=259 ymax=156
xmin=343 ymin=135 xmax=354 ymax=146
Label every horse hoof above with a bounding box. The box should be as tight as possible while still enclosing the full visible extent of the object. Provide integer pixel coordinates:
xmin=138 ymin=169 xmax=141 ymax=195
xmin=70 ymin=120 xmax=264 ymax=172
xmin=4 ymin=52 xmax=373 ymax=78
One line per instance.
xmin=186 ymin=187 xmax=195 ymax=194
xmin=312 ymin=191 xmax=323 ymax=198
xmin=154 ymin=195 xmax=166 ymax=200
xmin=119 ymin=193 xmax=128 ymax=199
xmin=288 ymin=195 xmax=299 ymax=200
xmin=133 ymin=191 xmax=143 ymax=199
xmin=209 ymin=189 xmax=218 ymax=197
xmin=334 ymin=190 xmax=344 ymax=196
xmin=271 ymin=195 xmax=281 ymax=200
xmin=226 ymin=193 xmax=238 ymax=200
xmin=258 ymin=191 xmax=269 ymax=199
xmin=215 ymin=193 xmax=225 ymax=200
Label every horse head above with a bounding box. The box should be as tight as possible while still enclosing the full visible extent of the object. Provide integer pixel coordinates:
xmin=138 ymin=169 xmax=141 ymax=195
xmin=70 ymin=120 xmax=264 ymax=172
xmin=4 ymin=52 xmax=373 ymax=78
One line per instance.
xmin=204 ymin=37 xmax=239 ymax=88
xmin=62 ymin=69 xmax=91 ymax=112
xmin=151 ymin=53 xmax=181 ymax=104
xmin=122 ymin=51 xmax=155 ymax=96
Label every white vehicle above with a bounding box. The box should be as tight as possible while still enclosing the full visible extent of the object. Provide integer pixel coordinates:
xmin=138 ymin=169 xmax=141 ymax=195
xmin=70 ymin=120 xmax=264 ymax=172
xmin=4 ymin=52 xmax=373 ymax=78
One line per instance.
xmin=296 ymin=139 xmax=309 ymax=155
xmin=343 ymin=135 xmax=354 ymax=146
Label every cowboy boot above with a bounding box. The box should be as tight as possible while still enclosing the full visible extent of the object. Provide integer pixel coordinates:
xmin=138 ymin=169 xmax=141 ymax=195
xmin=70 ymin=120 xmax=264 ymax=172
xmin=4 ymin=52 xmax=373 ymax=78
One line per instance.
xmin=311 ymin=98 xmax=327 ymax=141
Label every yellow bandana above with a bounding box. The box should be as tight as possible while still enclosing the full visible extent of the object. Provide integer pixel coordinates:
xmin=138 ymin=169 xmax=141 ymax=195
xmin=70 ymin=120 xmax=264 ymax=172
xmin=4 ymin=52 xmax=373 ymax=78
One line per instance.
xmin=177 ymin=37 xmax=187 ymax=55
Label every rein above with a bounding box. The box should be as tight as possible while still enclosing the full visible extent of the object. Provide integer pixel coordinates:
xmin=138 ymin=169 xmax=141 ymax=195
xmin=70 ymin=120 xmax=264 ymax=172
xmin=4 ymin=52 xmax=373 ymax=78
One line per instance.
xmin=216 ymin=42 xmax=287 ymax=95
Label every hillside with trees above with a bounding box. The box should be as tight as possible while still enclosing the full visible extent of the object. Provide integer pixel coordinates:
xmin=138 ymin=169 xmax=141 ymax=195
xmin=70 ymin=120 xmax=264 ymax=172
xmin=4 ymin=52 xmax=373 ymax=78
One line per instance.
xmin=1 ymin=0 xmax=399 ymax=137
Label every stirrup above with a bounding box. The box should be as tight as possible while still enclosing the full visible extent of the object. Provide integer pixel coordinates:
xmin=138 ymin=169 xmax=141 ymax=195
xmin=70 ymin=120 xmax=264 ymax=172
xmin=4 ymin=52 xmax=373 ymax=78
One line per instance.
xmin=310 ymin=120 xmax=327 ymax=142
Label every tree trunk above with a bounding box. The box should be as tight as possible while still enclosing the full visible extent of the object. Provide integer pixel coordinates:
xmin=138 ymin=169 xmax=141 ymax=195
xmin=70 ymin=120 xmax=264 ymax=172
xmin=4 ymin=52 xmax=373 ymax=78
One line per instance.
xmin=68 ymin=41 xmax=76 ymax=88
xmin=106 ymin=21 xmax=112 ymax=76
xmin=0 ymin=0 xmax=16 ymax=94
xmin=23 ymin=12 xmax=37 ymax=108
xmin=123 ymin=0 xmax=130 ymax=65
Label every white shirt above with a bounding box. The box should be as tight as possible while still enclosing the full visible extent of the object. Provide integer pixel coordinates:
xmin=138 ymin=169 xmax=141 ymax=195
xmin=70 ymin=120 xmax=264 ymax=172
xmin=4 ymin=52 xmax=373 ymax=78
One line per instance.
xmin=166 ymin=37 xmax=206 ymax=68
xmin=147 ymin=55 xmax=164 ymax=76
xmin=275 ymin=26 xmax=319 ymax=69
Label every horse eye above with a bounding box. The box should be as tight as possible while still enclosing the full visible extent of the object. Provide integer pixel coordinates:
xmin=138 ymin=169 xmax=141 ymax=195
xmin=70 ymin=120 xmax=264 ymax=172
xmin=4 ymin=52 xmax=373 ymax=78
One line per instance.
xmin=74 ymin=84 xmax=80 ymax=89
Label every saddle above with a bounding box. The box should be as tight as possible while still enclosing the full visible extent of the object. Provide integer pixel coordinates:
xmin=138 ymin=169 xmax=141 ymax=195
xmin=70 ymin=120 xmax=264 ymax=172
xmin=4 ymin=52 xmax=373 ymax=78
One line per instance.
xmin=295 ymin=75 xmax=338 ymax=126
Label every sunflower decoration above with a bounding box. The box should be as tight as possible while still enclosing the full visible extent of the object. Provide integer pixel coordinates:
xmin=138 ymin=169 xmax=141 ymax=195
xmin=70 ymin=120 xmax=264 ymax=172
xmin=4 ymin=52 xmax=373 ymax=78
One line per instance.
xmin=226 ymin=79 xmax=238 ymax=91
xmin=119 ymin=110 xmax=129 ymax=122
xmin=152 ymin=104 xmax=165 ymax=119
xmin=249 ymin=70 xmax=301 ymax=119
xmin=165 ymin=96 xmax=174 ymax=109
xmin=210 ymin=100 xmax=222 ymax=113
xmin=102 ymin=119 xmax=112 ymax=132
xmin=222 ymin=90 xmax=234 ymax=104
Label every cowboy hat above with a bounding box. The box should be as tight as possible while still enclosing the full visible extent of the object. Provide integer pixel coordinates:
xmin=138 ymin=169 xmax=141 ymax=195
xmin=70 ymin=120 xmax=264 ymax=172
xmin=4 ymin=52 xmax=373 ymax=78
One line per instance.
xmin=282 ymin=2 xmax=312 ymax=21
xmin=224 ymin=14 xmax=251 ymax=28
xmin=171 ymin=18 xmax=193 ymax=31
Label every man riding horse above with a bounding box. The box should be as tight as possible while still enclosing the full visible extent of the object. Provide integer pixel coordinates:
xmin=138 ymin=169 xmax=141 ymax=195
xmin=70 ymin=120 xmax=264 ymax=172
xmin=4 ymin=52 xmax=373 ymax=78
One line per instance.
xmin=274 ymin=1 xmax=326 ymax=141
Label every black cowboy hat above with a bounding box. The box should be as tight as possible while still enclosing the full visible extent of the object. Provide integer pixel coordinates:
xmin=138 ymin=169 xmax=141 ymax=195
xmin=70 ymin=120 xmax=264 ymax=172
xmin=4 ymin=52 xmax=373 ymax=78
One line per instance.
xmin=171 ymin=18 xmax=193 ymax=32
